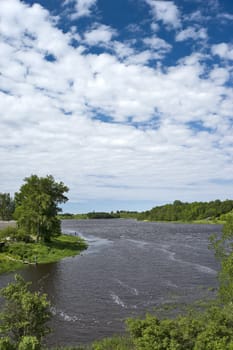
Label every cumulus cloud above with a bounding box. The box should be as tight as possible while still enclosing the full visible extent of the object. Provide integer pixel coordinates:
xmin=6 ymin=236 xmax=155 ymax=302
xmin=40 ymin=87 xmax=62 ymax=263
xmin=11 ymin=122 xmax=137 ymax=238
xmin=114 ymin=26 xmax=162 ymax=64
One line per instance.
xmin=212 ymin=43 xmax=233 ymax=60
xmin=0 ymin=0 xmax=232 ymax=208
xmin=84 ymin=24 xmax=117 ymax=46
xmin=218 ymin=13 xmax=233 ymax=21
xmin=143 ymin=36 xmax=172 ymax=52
xmin=176 ymin=26 xmax=208 ymax=42
xmin=145 ymin=0 xmax=181 ymax=29
xmin=64 ymin=0 xmax=97 ymax=19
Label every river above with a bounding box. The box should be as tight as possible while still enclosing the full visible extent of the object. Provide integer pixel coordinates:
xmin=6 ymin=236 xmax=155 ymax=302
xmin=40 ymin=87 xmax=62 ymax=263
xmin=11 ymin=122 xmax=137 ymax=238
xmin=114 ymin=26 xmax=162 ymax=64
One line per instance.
xmin=0 ymin=219 xmax=221 ymax=347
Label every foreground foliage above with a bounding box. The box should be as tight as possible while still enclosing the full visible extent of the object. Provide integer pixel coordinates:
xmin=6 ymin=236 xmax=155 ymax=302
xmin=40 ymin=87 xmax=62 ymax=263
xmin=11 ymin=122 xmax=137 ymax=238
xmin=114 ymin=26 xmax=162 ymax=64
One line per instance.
xmin=0 ymin=274 xmax=51 ymax=349
xmin=127 ymin=304 xmax=233 ymax=350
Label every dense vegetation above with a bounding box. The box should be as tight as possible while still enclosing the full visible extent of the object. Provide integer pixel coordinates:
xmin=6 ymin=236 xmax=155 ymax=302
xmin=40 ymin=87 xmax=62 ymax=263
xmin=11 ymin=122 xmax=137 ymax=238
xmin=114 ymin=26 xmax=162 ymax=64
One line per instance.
xmin=137 ymin=199 xmax=233 ymax=222
xmin=14 ymin=175 xmax=69 ymax=242
xmin=0 ymin=274 xmax=51 ymax=349
xmin=0 ymin=193 xmax=15 ymax=221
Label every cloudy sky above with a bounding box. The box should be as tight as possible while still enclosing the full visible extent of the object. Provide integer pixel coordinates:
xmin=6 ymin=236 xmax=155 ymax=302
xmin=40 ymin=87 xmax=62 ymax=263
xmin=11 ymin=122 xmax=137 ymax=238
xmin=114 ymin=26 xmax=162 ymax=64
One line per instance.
xmin=0 ymin=0 xmax=233 ymax=213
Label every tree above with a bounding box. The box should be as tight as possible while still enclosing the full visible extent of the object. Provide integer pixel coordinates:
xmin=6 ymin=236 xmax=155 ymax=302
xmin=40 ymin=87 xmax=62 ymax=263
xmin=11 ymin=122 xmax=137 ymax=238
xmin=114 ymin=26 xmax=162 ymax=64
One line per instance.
xmin=0 ymin=193 xmax=15 ymax=221
xmin=14 ymin=175 xmax=69 ymax=242
xmin=0 ymin=274 xmax=51 ymax=349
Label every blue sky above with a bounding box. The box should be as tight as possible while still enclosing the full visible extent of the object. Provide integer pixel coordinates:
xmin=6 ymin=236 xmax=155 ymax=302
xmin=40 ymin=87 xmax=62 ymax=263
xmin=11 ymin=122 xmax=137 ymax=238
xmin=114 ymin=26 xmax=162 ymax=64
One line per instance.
xmin=0 ymin=0 xmax=233 ymax=213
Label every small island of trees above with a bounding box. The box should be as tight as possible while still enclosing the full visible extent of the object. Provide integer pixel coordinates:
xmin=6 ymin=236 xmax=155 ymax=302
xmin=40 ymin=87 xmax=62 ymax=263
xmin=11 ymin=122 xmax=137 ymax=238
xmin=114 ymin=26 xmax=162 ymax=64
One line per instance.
xmin=0 ymin=174 xmax=87 ymax=274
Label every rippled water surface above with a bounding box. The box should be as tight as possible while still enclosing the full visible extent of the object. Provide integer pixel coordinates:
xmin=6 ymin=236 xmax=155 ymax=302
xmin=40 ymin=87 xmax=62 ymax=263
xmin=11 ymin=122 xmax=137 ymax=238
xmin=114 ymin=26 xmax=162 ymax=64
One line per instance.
xmin=0 ymin=220 xmax=221 ymax=347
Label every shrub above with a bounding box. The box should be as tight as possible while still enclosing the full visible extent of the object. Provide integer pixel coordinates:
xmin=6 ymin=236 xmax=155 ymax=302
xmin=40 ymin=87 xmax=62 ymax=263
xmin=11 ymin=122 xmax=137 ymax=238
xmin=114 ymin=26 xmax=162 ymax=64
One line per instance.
xmin=0 ymin=337 xmax=15 ymax=350
xmin=0 ymin=226 xmax=33 ymax=243
xmin=0 ymin=226 xmax=18 ymax=240
xmin=6 ymin=242 xmax=33 ymax=260
xmin=18 ymin=336 xmax=40 ymax=350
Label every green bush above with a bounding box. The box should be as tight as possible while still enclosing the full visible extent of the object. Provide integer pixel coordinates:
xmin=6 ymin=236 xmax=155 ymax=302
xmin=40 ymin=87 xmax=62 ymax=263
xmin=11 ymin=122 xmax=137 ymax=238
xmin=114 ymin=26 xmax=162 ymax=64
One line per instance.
xmin=15 ymin=228 xmax=33 ymax=243
xmin=126 ymin=304 xmax=233 ymax=350
xmin=18 ymin=336 xmax=40 ymax=350
xmin=0 ymin=337 xmax=15 ymax=350
xmin=6 ymin=242 xmax=33 ymax=260
xmin=0 ymin=226 xmax=33 ymax=243
xmin=0 ymin=226 xmax=18 ymax=240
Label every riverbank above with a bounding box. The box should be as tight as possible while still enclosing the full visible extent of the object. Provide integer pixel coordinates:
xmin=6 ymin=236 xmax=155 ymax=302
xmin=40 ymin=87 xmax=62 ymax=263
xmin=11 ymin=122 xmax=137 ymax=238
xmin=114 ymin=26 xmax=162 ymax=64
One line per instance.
xmin=0 ymin=234 xmax=87 ymax=275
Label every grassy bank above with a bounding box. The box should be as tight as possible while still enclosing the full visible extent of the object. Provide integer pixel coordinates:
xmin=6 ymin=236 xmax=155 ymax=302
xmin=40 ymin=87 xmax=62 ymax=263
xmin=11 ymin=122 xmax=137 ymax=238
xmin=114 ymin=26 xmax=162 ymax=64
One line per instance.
xmin=0 ymin=234 xmax=87 ymax=275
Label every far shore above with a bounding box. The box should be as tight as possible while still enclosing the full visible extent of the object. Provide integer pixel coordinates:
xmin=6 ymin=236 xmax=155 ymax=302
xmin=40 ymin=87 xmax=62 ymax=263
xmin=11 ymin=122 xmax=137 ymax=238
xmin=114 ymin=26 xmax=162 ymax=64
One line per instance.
xmin=0 ymin=220 xmax=16 ymax=229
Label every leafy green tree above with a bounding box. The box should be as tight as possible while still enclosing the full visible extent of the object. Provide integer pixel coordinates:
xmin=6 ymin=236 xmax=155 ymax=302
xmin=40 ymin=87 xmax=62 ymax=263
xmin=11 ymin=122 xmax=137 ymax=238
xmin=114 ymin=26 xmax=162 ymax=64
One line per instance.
xmin=0 ymin=193 xmax=15 ymax=221
xmin=14 ymin=175 xmax=69 ymax=242
xmin=0 ymin=274 xmax=51 ymax=349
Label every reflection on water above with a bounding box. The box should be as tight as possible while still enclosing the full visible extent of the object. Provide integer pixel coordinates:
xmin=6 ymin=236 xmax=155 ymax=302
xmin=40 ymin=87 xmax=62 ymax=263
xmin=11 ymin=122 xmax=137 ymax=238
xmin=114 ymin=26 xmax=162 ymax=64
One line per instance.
xmin=0 ymin=219 xmax=221 ymax=347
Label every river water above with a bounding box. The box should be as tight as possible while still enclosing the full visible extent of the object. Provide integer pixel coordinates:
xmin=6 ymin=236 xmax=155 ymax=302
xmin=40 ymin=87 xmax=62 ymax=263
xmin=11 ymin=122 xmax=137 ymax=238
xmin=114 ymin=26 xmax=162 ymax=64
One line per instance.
xmin=0 ymin=219 xmax=221 ymax=347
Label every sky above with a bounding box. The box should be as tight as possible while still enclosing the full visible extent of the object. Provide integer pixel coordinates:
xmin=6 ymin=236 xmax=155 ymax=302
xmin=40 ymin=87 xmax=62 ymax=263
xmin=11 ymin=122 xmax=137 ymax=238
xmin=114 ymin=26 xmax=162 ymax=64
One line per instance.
xmin=0 ymin=0 xmax=233 ymax=213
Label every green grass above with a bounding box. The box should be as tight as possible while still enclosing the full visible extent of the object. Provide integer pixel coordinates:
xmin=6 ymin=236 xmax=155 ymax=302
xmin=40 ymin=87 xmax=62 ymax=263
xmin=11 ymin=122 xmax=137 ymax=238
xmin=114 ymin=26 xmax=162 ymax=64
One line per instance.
xmin=0 ymin=235 xmax=87 ymax=274
xmin=0 ymin=255 xmax=24 ymax=274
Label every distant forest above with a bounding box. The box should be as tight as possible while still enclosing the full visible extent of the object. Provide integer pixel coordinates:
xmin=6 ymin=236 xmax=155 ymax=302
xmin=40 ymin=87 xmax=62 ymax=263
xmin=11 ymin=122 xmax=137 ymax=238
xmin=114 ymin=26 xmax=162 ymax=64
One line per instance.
xmin=137 ymin=199 xmax=233 ymax=222
xmin=60 ymin=199 xmax=233 ymax=222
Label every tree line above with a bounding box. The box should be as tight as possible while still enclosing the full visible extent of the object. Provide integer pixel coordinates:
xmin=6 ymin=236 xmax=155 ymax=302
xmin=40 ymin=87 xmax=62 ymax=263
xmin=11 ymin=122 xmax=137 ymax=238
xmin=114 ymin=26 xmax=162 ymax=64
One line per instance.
xmin=137 ymin=199 xmax=233 ymax=222
xmin=58 ymin=200 xmax=233 ymax=222
xmin=2 ymin=181 xmax=232 ymax=224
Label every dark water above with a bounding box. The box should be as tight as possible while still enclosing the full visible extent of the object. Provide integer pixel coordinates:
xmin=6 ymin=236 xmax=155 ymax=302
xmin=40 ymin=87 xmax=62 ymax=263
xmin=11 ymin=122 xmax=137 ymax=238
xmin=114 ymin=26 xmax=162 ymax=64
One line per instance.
xmin=0 ymin=220 xmax=221 ymax=347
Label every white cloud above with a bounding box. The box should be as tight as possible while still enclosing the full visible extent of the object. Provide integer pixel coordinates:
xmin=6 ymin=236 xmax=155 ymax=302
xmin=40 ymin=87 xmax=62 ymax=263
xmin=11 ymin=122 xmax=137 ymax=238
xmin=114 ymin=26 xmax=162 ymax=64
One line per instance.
xmin=218 ymin=13 xmax=233 ymax=21
xmin=176 ymin=26 xmax=208 ymax=42
xmin=112 ymin=41 xmax=135 ymax=60
xmin=209 ymin=67 xmax=229 ymax=85
xmin=145 ymin=0 xmax=181 ymax=29
xmin=212 ymin=43 xmax=233 ymax=60
xmin=64 ymin=0 xmax=97 ymax=19
xmin=0 ymin=0 xmax=232 ymax=207
xmin=143 ymin=36 xmax=172 ymax=53
xmin=84 ymin=24 xmax=117 ymax=46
